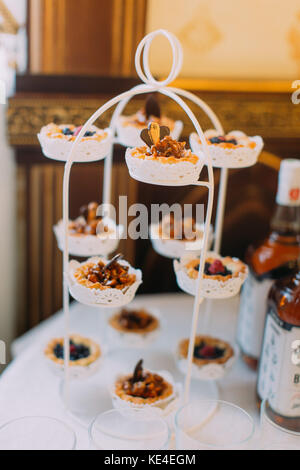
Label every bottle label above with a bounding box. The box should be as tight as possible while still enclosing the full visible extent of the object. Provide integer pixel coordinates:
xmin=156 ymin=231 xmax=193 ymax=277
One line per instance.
xmin=276 ymin=159 xmax=300 ymax=206
xmin=257 ymin=308 xmax=300 ymax=417
xmin=237 ymin=272 xmax=273 ymax=358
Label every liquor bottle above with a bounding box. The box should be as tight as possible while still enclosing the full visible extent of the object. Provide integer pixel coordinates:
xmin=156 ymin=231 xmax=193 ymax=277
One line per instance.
xmin=237 ymin=159 xmax=300 ymax=370
xmin=257 ymin=268 xmax=300 ymax=432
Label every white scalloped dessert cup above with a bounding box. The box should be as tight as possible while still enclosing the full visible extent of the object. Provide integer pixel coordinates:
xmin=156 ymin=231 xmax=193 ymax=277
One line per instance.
xmin=125 ymin=147 xmax=204 ymax=186
xmin=175 ymin=343 xmax=239 ymax=382
xmin=189 ymin=130 xmax=264 ymax=169
xmin=68 ymin=256 xmax=142 ymax=308
xmin=107 ymin=307 xmax=161 ymax=349
xmin=173 ymin=252 xmax=248 ymax=299
xmin=37 ymin=126 xmax=113 ymax=162
xmin=53 ymin=218 xmax=124 ymax=257
xmin=116 ymin=118 xmax=183 ymax=148
xmin=111 ymin=370 xmax=181 ymax=419
xmin=149 ymin=222 xmax=214 ymax=259
xmin=44 ymin=353 xmax=102 ymax=380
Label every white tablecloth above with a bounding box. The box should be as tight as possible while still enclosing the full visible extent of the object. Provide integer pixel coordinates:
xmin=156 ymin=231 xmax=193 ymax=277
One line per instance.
xmin=0 ymin=293 xmax=259 ymax=450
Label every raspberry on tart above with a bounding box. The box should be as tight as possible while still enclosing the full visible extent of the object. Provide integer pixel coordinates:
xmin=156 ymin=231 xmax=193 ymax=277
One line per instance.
xmin=204 ymin=130 xmax=256 ymax=150
xmin=118 ymin=94 xmax=180 ymax=131
xmin=178 ymin=335 xmax=234 ymax=367
xmin=74 ymin=257 xmax=137 ymax=291
xmin=132 ymin=134 xmax=198 ymax=165
xmin=189 ymin=129 xmax=264 ymax=169
xmin=114 ymin=359 xmax=173 ymax=406
xmin=44 ymin=334 xmax=101 ymax=367
xmin=109 ymin=308 xmax=159 ymax=334
xmin=159 ymin=214 xmax=199 ymax=241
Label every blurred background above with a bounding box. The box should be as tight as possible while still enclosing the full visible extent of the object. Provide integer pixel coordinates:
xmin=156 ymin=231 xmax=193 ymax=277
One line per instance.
xmin=0 ymin=0 xmax=300 ymax=361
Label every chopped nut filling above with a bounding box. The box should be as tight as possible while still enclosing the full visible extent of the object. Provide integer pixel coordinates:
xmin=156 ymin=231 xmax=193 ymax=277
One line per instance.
xmin=147 ymin=135 xmax=186 ymax=159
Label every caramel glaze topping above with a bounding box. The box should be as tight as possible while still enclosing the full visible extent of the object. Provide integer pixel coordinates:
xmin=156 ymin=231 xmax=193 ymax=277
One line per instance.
xmin=161 ymin=214 xmax=197 ymax=241
xmin=122 ymin=359 xmax=167 ymax=399
xmin=147 ymin=136 xmax=186 ymax=159
xmin=69 ymin=201 xmax=109 ymax=236
xmin=86 ymin=260 xmax=135 ymax=289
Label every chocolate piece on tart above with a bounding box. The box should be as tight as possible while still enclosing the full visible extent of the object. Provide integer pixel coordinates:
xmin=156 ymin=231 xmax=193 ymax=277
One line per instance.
xmin=109 ymin=308 xmax=159 ymax=334
xmin=114 ymin=359 xmax=173 ymax=405
xmin=74 ymin=258 xmax=136 ymax=290
xmin=145 ymin=93 xmax=161 ymax=120
xmin=178 ymin=335 xmax=234 ymax=366
xmin=208 ymin=135 xmax=238 ymax=146
xmin=45 ymin=334 xmax=101 ymax=366
xmin=159 ymin=214 xmax=198 ymax=241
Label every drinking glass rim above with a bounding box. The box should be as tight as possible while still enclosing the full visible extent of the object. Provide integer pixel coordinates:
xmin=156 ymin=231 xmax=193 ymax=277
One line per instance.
xmin=0 ymin=415 xmax=77 ymax=450
xmin=261 ymin=399 xmax=300 ymax=437
xmin=89 ymin=408 xmax=171 ymax=450
xmin=175 ymin=399 xmax=255 ymax=449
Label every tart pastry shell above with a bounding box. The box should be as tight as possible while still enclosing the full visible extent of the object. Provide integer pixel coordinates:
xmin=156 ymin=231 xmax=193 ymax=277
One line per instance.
xmin=190 ymin=130 xmax=263 ymax=169
xmin=38 ymin=125 xmax=113 ymax=162
xmin=44 ymin=334 xmax=102 ymax=380
xmin=111 ymin=369 xmax=180 ymax=417
xmin=107 ymin=308 xmax=161 ymax=348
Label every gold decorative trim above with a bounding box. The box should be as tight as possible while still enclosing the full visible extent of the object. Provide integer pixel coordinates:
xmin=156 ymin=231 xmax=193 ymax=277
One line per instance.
xmin=0 ymin=0 xmax=20 ymax=34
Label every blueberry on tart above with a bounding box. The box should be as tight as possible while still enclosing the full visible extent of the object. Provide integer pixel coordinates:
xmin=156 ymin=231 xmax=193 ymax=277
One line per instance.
xmin=186 ymin=255 xmax=247 ymax=282
xmin=178 ymin=335 xmax=234 ymax=367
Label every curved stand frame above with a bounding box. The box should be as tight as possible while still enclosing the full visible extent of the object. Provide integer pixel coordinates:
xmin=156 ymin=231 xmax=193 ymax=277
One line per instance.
xmin=60 ymin=29 xmax=227 ymax=410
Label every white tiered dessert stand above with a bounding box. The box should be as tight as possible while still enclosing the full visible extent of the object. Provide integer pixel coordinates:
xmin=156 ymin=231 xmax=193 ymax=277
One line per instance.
xmin=39 ymin=29 xmax=262 ymax=437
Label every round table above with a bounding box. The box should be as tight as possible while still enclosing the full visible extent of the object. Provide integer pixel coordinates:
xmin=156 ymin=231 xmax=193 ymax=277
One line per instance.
xmin=0 ymin=293 xmax=259 ymax=450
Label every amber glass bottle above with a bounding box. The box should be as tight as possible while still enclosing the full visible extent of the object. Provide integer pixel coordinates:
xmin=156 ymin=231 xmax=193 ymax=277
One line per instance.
xmin=257 ymin=268 xmax=300 ymax=432
xmin=237 ymin=159 xmax=300 ymax=370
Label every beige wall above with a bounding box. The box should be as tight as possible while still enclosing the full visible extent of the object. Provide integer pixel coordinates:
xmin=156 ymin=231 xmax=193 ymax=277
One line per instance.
xmin=0 ymin=0 xmax=26 ymax=356
xmin=146 ymin=0 xmax=300 ymax=79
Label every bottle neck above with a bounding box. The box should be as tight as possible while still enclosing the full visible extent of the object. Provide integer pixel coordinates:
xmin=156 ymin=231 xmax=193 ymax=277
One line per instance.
xmin=270 ymin=204 xmax=300 ymax=239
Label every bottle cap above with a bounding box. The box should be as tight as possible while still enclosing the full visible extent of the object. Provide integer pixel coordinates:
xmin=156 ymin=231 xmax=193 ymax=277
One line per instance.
xmin=276 ymin=159 xmax=300 ymax=206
